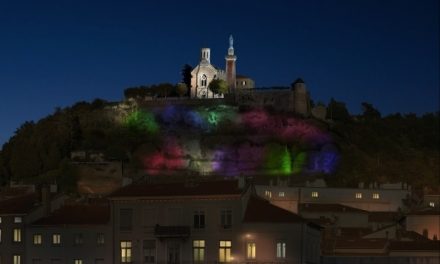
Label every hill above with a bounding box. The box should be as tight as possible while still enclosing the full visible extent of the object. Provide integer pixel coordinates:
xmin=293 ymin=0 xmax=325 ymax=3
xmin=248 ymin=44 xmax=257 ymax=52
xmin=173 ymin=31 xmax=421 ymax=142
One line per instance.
xmin=0 ymin=97 xmax=438 ymax=192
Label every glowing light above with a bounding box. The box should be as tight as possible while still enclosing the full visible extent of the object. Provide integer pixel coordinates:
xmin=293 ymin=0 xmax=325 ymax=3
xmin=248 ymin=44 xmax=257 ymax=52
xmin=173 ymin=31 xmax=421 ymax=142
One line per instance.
xmin=124 ymin=110 xmax=159 ymax=134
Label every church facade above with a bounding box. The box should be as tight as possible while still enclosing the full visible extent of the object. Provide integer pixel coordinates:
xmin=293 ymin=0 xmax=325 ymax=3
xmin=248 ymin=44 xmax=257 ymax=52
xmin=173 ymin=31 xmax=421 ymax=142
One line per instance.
xmin=190 ymin=36 xmax=254 ymax=98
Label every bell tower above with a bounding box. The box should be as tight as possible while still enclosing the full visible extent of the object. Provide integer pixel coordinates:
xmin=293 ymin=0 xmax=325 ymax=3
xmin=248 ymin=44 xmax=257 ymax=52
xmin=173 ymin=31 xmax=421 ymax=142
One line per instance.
xmin=225 ymin=35 xmax=237 ymax=92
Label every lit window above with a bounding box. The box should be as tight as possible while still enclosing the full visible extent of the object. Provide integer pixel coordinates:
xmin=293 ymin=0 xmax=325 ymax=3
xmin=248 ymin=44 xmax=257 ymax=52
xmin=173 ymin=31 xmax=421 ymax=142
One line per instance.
xmin=194 ymin=210 xmax=205 ymax=229
xmin=13 ymin=255 xmax=21 ymax=264
xmin=52 ymin=234 xmax=61 ymax=245
xmin=13 ymin=228 xmax=22 ymax=242
xmin=97 ymin=233 xmax=105 ymax=245
xmin=74 ymin=233 xmax=83 ymax=245
xmin=193 ymin=240 xmax=205 ymax=262
xmin=143 ymin=240 xmax=156 ymax=263
xmin=356 ymin=193 xmax=362 ymax=199
xmin=429 ymin=202 xmax=435 ymax=207
xmin=14 ymin=217 xmax=22 ymax=223
xmin=277 ymin=242 xmax=286 ymax=258
xmin=219 ymin=240 xmax=232 ymax=262
xmin=33 ymin=234 xmax=42 ymax=245
xmin=74 ymin=260 xmax=83 ymax=264
xmin=121 ymin=240 xmax=132 ymax=263
xmin=373 ymin=193 xmax=380 ymax=199
xmin=246 ymin=242 xmax=256 ymax=259
xmin=0 ymin=216 xmax=2 ymax=223
xmin=265 ymin=190 xmax=272 ymax=198
xmin=0 ymin=228 xmax=2 ymax=242
xmin=311 ymin=191 xmax=319 ymax=198
xmin=279 ymin=192 xmax=285 ymax=197
xmin=220 ymin=209 xmax=232 ymax=229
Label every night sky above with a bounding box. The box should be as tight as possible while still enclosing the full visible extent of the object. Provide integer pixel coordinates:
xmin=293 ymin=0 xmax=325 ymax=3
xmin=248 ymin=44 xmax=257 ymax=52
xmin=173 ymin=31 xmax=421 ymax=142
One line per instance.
xmin=0 ymin=0 xmax=438 ymax=145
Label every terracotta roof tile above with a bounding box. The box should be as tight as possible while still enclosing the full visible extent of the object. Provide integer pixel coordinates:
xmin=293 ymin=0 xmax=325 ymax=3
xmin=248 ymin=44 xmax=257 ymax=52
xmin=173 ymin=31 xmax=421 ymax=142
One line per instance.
xmin=108 ymin=180 xmax=243 ymax=198
xmin=389 ymin=240 xmax=440 ymax=251
xmin=368 ymin=211 xmax=400 ymax=222
xmin=0 ymin=193 xmax=38 ymax=215
xmin=32 ymin=204 xmax=110 ymax=225
xmin=408 ymin=208 xmax=440 ymax=216
xmin=335 ymin=238 xmax=389 ymax=249
xmin=243 ymin=195 xmax=305 ymax=223
xmin=300 ymin=203 xmax=368 ymax=214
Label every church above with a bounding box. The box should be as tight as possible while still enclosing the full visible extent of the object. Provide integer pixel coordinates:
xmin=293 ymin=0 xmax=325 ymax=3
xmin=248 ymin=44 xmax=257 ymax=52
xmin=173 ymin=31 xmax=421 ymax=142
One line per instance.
xmin=190 ymin=36 xmax=255 ymax=98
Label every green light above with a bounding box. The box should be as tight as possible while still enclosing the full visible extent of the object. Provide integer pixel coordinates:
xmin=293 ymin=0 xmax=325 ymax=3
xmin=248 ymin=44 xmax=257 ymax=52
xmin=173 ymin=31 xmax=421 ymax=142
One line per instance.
xmin=292 ymin=152 xmax=307 ymax=174
xmin=124 ymin=110 xmax=159 ymax=134
xmin=280 ymin=146 xmax=292 ymax=175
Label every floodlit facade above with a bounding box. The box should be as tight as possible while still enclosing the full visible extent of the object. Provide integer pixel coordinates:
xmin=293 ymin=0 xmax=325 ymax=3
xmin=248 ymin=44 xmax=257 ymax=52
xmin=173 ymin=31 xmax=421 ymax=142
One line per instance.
xmin=108 ymin=180 xmax=321 ymax=264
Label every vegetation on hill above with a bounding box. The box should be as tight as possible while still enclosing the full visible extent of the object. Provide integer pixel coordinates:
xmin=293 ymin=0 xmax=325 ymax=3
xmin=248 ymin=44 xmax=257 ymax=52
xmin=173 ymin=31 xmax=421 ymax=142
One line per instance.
xmin=0 ymin=94 xmax=438 ymax=190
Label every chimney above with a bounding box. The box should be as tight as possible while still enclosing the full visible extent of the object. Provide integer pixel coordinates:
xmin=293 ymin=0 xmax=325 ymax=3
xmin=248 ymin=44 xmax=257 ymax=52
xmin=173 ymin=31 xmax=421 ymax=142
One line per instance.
xmin=238 ymin=175 xmax=245 ymax=189
xmin=41 ymin=185 xmax=51 ymax=217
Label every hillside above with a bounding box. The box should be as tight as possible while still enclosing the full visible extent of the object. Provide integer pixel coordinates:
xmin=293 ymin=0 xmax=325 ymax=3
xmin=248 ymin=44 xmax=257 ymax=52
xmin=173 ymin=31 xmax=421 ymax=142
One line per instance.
xmin=0 ymin=98 xmax=438 ymax=191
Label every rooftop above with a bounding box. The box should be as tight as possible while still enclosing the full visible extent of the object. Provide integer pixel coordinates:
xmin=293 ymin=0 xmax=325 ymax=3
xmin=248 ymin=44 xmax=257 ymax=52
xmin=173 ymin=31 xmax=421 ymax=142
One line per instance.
xmin=0 ymin=193 xmax=39 ymax=215
xmin=368 ymin=211 xmax=400 ymax=223
xmin=243 ymin=195 xmax=306 ymax=223
xmin=108 ymin=180 xmax=243 ymax=199
xmin=389 ymin=240 xmax=440 ymax=251
xmin=32 ymin=204 xmax=110 ymax=226
xmin=407 ymin=208 xmax=440 ymax=216
xmin=299 ymin=203 xmax=368 ymax=214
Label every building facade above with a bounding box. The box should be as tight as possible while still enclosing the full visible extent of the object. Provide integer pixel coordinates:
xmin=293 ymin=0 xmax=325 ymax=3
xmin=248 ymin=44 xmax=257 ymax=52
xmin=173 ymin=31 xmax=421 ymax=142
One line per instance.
xmin=190 ymin=36 xmax=254 ymax=99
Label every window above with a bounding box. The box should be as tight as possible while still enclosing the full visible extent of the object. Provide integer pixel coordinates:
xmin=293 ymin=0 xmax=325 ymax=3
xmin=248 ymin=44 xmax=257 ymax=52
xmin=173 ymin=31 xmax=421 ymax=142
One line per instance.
xmin=52 ymin=234 xmax=61 ymax=245
xmin=246 ymin=242 xmax=256 ymax=259
xmin=0 ymin=228 xmax=2 ymax=243
xmin=14 ymin=217 xmax=22 ymax=223
xmin=13 ymin=228 xmax=21 ymax=242
xmin=277 ymin=242 xmax=286 ymax=258
xmin=120 ymin=208 xmax=133 ymax=231
xmin=372 ymin=193 xmax=380 ymax=199
xmin=33 ymin=234 xmax=42 ymax=245
xmin=193 ymin=240 xmax=205 ymax=262
xmin=219 ymin=240 xmax=232 ymax=263
xmin=311 ymin=191 xmax=319 ymax=198
xmin=74 ymin=260 xmax=83 ymax=264
xmin=97 ymin=233 xmax=105 ymax=245
xmin=429 ymin=202 xmax=435 ymax=207
xmin=278 ymin=191 xmax=285 ymax=197
xmin=355 ymin=193 xmax=362 ymax=199
xmin=50 ymin=259 xmax=61 ymax=264
xmin=220 ymin=209 xmax=232 ymax=229
xmin=201 ymin=75 xmax=207 ymax=87
xmin=265 ymin=190 xmax=272 ymax=198
xmin=13 ymin=255 xmax=21 ymax=264
xmin=143 ymin=240 xmax=155 ymax=263
xmin=74 ymin=233 xmax=83 ymax=245
xmin=0 ymin=216 xmax=2 ymax=223
xmin=194 ymin=210 xmax=205 ymax=229
xmin=121 ymin=240 xmax=132 ymax=263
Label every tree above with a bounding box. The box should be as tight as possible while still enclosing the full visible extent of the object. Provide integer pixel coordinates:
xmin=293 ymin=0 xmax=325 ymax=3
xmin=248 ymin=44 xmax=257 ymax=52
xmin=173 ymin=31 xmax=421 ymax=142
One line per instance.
xmin=208 ymin=79 xmax=228 ymax=96
xmin=326 ymin=98 xmax=351 ymax=122
xmin=181 ymin=64 xmax=193 ymax=89
xmin=176 ymin=83 xmax=188 ymax=97
xmin=361 ymin=102 xmax=381 ymax=120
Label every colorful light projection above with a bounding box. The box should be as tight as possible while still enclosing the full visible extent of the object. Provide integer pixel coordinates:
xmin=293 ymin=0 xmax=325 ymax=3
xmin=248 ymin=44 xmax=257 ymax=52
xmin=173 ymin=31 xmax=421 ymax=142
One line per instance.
xmin=124 ymin=110 xmax=159 ymax=134
xmin=132 ymin=105 xmax=338 ymax=176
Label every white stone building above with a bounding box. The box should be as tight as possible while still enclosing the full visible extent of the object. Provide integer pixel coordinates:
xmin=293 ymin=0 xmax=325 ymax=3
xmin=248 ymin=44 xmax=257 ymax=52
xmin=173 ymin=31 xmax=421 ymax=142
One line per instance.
xmin=190 ymin=36 xmax=254 ymax=98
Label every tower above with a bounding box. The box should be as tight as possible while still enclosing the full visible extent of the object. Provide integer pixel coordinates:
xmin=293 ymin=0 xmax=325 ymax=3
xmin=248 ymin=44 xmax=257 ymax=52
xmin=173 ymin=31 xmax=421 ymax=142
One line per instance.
xmin=200 ymin=48 xmax=211 ymax=64
xmin=225 ymin=35 xmax=237 ymax=92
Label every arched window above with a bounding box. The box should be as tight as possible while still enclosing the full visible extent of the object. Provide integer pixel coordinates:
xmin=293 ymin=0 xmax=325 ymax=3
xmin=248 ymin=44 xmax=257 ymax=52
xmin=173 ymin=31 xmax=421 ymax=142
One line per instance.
xmin=201 ymin=74 xmax=207 ymax=87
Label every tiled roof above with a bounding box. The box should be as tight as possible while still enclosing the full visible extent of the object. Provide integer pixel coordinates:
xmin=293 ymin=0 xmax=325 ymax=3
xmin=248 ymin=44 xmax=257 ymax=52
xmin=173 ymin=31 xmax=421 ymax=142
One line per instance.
xmin=0 ymin=193 xmax=38 ymax=215
xmin=334 ymin=238 xmax=389 ymax=249
xmin=407 ymin=208 xmax=440 ymax=216
xmin=243 ymin=195 xmax=305 ymax=223
xmin=389 ymin=240 xmax=440 ymax=251
xmin=32 ymin=204 xmax=110 ymax=225
xmin=368 ymin=211 xmax=400 ymax=223
xmin=299 ymin=203 xmax=368 ymax=214
xmin=108 ymin=180 xmax=243 ymax=199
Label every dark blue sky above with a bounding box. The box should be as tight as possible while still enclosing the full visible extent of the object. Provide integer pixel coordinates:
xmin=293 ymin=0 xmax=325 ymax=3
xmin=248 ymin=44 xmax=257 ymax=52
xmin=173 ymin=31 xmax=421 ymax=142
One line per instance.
xmin=0 ymin=0 xmax=438 ymax=145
